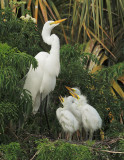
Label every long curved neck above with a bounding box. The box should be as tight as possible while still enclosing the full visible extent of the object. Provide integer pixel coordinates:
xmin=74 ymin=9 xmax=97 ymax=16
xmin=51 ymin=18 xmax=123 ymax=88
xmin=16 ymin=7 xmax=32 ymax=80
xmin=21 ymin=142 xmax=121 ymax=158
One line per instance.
xmin=50 ymin=34 xmax=60 ymax=56
xmin=42 ymin=26 xmax=60 ymax=76
xmin=42 ymin=27 xmax=52 ymax=45
xmin=49 ymin=34 xmax=60 ymax=76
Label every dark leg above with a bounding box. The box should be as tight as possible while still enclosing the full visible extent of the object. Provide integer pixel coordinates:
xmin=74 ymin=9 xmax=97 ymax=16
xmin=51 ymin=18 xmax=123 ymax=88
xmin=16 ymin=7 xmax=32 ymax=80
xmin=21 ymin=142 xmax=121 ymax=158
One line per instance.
xmin=89 ymin=129 xmax=93 ymax=141
xmin=44 ymin=95 xmax=50 ymax=133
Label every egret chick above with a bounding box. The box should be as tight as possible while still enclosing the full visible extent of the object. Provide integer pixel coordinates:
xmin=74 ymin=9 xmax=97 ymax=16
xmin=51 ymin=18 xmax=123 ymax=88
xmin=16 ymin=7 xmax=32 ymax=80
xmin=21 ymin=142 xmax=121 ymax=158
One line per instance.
xmin=60 ymin=96 xmax=82 ymax=126
xmin=56 ymin=107 xmax=80 ymax=141
xmin=56 ymin=96 xmax=80 ymax=141
xmin=59 ymin=95 xmax=83 ymax=140
xmin=71 ymin=92 xmax=102 ymax=140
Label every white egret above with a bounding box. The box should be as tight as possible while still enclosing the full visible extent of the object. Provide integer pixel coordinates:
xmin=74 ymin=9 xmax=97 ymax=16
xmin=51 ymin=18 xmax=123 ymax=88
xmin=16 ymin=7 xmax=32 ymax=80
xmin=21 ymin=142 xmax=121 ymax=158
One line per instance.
xmin=23 ymin=19 xmax=66 ymax=114
xmin=59 ymin=95 xmax=83 ymax=141
xmin=70 ymin=91 xmax=102 ymax=140
xmin=60 ymin=95 xmax=82 ymax=125
xmin=56 ymin=97 xmax=80 ymax=141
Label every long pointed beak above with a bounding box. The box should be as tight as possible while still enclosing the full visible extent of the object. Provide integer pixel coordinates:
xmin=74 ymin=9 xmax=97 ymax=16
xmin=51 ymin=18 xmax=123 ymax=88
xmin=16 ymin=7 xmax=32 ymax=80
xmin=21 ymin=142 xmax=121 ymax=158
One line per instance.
xmin=59 ymin=95 xmax=64 ymax=103
xmin=65 ymin=86 xmax=75 ymax=92
xmin=50 ymin=18 xmax=67 ymax=25
xmin=69 ymin=91 xmax=80 ymax=100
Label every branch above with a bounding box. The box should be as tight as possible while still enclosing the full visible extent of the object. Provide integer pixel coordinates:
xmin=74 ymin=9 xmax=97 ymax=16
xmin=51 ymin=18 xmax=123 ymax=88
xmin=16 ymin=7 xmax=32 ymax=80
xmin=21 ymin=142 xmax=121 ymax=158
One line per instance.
xmin=92 ymin=148 xmax=124 ymax=154
xmin=30 ymin=150 xmax=40 ymax=160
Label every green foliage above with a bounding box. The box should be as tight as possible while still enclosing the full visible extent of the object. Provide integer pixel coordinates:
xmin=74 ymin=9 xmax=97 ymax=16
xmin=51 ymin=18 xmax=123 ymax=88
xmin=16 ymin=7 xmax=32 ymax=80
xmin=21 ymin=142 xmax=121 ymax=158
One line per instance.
xmin=0 ymin=102 xmax=18 ymax=131
xmin=96 ymin=62 xmax=124 ymax=83
xmin=36 ymin=139 xmax=92 ymax=160
xmin=0 ymin=7 xmax=42 ymax=56
xmin=0 ymin=42 xmax=37 ymax=137
xmin=0 ymin=142 xmax=26 ymax=160
xmin=118 ymin=138 xmax=124 ymax=160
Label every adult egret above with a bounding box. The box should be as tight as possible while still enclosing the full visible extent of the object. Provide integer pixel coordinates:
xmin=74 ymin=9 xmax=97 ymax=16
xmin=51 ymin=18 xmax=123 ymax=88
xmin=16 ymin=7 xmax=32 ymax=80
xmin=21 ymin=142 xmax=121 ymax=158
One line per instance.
xmin=56 ymin=97 xmax=80 ymax=141
xmin=23 ymin=19 xmax=66 ymax=114
xmin=70 ymin=91 xmax=102 ymax=140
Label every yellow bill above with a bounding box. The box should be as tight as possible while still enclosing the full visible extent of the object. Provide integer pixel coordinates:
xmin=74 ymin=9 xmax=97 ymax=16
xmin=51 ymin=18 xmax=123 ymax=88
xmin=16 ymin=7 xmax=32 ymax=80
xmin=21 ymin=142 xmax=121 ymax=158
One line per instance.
xmin=59 ymin=95 xmax=64 ymax=103
xmin=69 ymin=91 xmax=80 ymax=100
xmin=50 ymin=18 xmax=67 ymax=25
xmin=65 ymin=86 xmax=75 ymax=92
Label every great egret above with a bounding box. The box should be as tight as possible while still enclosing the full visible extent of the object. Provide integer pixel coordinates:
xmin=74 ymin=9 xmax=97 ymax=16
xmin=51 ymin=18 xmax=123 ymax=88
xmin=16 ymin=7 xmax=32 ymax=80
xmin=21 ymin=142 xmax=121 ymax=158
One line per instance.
xmin=23 ymin=19 xmax=66 ymax=114
xmin=56 ymin=97 xmax=80 ymax=141
xmin=70 ymin=91 xmax=102 ymax=140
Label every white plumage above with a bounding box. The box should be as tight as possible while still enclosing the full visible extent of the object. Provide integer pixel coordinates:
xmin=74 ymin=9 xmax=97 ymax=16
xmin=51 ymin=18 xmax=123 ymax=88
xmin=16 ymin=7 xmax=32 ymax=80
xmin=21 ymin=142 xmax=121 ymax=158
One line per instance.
xmin=79 ymin=98 xmax=102 ymax=140
xmin=56 ymin=107 xmax=80 ymax=141
xmin=62 ymin=96 xmax=82 ymax=127
xmin=66 ymin=86 xmax=102 ymax=140
xmin=23 ymin=19 xmax=66 ymax=114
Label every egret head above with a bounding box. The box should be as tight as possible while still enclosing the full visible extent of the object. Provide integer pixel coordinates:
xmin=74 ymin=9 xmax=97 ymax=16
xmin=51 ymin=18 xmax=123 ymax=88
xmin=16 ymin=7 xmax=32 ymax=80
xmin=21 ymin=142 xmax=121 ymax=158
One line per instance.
xmin=59 ymin=95 xmax=72 ymax=108
xmin=65 ymin=86 xmax=81 ymax=95
xmin=42 ymin=19 xmax=66 ymax=45
xmin=70 ymin=91 xmax=87 ymax=105
xmin=69 ymin=91 xmax=80 ymax=100
xmin=44 ymin=19 xmax=66 ymax=30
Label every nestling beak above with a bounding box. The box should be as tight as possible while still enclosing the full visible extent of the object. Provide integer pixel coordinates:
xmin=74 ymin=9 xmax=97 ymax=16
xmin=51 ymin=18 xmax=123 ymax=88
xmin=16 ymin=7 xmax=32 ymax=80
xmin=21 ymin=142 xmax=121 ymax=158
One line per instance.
xmin=65 ymin=86 xmax=75 ymax=92
xmin=69 ymin=91 xmax=80 ymax=100
xmin=50 ymin=18 xmax=67 ymax=25
xmin=59 ymin=95 xmax=64 ymax=103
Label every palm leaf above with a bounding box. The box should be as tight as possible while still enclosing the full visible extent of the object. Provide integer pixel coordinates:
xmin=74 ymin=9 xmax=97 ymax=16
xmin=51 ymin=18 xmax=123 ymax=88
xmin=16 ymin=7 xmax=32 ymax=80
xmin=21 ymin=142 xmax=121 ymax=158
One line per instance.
xmin=111 ymin=80 xmax=124 ymax=98
xmin=39 ymin=0 xmax=48 ymax=22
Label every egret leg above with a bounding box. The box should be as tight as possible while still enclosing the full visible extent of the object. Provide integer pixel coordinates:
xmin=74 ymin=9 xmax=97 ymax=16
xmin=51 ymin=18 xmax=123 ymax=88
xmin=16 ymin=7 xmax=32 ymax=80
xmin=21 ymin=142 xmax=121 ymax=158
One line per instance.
xmin=76 ymin=130 xmax=80 ymax=141
xmin=80 ymin=128 xmax=83 ymax=141
xmin=85 ymin=129 xmax=88 ymax=140
xmin=69 ymin=133 xmax=72 ymax=142
xmin=66 ymin=133 xmax=69 ymax=141
xmin=89 ymin=130 xmax=93 ymax=141
xmin=44 ymin=95 xmax=50 ymax=132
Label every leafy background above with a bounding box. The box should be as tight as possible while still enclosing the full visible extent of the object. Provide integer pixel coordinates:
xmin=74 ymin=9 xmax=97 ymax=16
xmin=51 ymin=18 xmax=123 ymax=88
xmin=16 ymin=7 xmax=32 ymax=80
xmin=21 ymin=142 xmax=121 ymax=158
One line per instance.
xmin=0 ymin=0 xmax=124 ymax=159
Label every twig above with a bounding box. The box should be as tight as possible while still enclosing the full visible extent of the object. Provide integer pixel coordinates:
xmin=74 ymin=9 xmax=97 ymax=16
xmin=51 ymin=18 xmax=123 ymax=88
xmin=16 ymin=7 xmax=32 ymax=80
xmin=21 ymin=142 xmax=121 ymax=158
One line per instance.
xmin=30 ymin=150 xmax=40 ymax=160
xmin=92 ymin=148 xmax=124 ymax=154
xmin=7 ymin=127 xmax=19 ymax=140
xmin=26 ymin=132 xmax=43 ymax=138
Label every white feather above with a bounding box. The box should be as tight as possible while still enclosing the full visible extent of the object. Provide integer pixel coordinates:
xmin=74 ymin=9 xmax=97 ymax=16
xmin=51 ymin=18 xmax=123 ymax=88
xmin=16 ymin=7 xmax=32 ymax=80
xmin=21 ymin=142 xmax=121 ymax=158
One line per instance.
xmin=75 ymin=94 xmax=102 ymax=140
xmin=81 ymin=104 xmax=102 ymax=131
xmin=56 ymin=107 xmax=80 ymax=141
xmin=62 ymin=97 xmax=82 ymax=126
xmin=65 ymin=87 xmax=102 ymax=140
xmin=23 ymin=21 xmax=61 ymax=114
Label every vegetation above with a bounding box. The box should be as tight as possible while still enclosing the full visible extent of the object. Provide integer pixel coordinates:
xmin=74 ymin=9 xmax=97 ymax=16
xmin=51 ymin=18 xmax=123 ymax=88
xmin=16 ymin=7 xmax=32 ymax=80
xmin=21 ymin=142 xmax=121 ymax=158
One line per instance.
xmin=0 ymin=42 xmax=37 ymax=137
xmin=0 ymin=0 xmax=124 ymax=159
xmin=0 ymin=7 xmax=42 ymax=56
